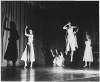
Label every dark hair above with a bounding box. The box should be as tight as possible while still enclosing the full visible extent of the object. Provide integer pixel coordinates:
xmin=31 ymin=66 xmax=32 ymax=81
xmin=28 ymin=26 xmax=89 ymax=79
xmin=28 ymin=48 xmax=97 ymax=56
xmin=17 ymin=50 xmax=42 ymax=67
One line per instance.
xmin=10 ymin=21 xmax=16 ymax=28
xmin=66 ymin=25 xmax=70 ymax=28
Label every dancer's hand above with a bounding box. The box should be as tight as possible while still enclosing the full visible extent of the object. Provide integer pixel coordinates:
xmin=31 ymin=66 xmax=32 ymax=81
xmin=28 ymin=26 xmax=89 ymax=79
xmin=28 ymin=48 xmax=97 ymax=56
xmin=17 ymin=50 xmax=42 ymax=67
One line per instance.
xmin=26 ymin=25 xmax=28 ymax=29
xmin=76 ymin=27 xmax=79 ymax=32
xmin=63 ymin=25 xmax=67 ymax=29
xmin=50 ymin=49 xmax=53 ymax=53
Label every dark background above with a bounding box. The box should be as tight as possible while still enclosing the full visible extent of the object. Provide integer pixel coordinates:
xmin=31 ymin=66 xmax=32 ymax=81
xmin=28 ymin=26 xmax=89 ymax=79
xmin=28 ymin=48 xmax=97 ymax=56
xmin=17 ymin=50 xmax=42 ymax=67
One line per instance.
xmin=1 ymin=1 xmax=99 ymax=66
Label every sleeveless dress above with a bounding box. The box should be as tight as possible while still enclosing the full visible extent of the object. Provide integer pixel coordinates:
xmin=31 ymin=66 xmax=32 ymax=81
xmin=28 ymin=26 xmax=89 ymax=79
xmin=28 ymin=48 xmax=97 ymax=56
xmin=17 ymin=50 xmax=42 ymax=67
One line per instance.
xmin=21 ymin=35 xmax=35 ymax=62
xmin=65 ymin=27 xmax=78 ymax=52
xmin=83 ymin=40 xmax=93 ymax=62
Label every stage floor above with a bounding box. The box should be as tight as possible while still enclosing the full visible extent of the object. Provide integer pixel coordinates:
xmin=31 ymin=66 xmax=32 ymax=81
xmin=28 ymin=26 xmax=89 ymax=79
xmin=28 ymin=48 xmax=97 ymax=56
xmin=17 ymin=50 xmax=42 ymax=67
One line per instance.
xmin=1 ymin=66 xmax=100 ymax=81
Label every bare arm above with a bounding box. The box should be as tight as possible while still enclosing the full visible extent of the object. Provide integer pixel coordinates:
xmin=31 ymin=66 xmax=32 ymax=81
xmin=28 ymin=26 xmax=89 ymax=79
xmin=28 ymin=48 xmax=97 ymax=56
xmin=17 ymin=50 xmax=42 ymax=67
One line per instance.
xmin=72 ymin=26 xmax=77 ymax=28
xmin=25 ymin=26 xmax=33 ymax=37
xmin=73 ymin=27 xmax=79 ymax=35
xmin=86 ymin=32 xmax=89 ymax=40
xmin=63 ymin=24 xmax=68 ymax=30
xmin=50 ymin=49 xmax=55 ymax=57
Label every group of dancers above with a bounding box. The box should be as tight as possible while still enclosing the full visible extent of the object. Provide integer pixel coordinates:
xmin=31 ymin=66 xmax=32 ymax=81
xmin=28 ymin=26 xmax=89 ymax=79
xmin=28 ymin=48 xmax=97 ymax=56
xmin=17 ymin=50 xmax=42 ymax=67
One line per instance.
xmin=3 ymin=18 xmax=35 ymax=68
xmin=63 ymin=21 xmax=93 ymax=67
xmin=3 ymin=18 xmax=93 ymax=68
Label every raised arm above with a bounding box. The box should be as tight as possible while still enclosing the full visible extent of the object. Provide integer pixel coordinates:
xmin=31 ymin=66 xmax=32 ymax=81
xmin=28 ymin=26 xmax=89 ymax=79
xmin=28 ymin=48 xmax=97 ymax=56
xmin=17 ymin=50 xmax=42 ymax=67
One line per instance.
xmin=73 ymin=27 xmax=79 ymax=35
xmin=63 ymin=21 xmax=72 ymax=30
xmin=63 ymin=24 xmax=68 ymax=30
xmin=25 ymin=26 xmax=33 ymax=37
xmin=86 ymin=32 xmax=89 ymax=40
xmin=50 ymin=49 xmax=55 ymax=57
xmin=3 ymin=18 xmax=10 ymax=31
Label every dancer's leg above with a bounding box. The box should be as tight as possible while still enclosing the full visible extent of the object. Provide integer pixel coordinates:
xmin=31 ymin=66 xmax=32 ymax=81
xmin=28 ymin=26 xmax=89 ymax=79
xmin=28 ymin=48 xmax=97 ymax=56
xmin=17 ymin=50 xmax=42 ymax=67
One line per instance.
xmin=28 ymin=45 xmax=31 ymax=67
xmin=24 ymin=61 xmax=27 ymax=68
xmin=66 ymin=43 xmax=70 ymax=55
xmin=89 ymin=62 xmax=91 ymax=67
xmin=62 ymin=60 xmax=65 ymax=66
xmin=30 ymin=61 xmax=33 ymax=67
xmin=65 ymin=50 xmax=68 ymax=55
xmin=29 ymin=45 xmax=31 ymax=61
xmin=70 ymin=51 xmax=74 ymax=62
xmin=84 ymin=61 xmax=87 ymax=67
xmin=27 ymin=44 xmax=30 ymax=62
xmin=65 ymin=38 xmax=69 ymax=55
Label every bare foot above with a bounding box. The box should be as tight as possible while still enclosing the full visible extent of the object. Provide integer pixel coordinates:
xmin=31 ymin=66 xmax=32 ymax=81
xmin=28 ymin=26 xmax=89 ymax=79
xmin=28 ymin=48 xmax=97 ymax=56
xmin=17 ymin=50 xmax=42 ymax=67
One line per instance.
xmin=83 ymin=65 xmax=87 ymax=67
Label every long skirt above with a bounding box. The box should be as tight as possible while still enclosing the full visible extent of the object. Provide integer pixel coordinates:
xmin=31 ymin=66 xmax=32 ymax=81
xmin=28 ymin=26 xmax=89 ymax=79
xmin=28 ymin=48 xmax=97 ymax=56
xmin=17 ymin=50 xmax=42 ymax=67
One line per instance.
xmin=83 ymin=42 xmax=93 ymax=62
xmin=4 ymin=41 xmax=18 ymax=61
xmin=65 ymin=35 xmax=78 ymax=52
xmin=21 ymin=44 xmax=35 ymax=62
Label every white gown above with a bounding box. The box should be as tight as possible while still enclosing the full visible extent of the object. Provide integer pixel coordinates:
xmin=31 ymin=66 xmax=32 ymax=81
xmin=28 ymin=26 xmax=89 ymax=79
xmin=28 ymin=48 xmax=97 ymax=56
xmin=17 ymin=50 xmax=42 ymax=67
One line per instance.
xmin=53 ymin=53 xmax=65 ymax=66
xmin=21 ymin=35 xmax=35 ymax=62
xmin=83 ymin=40 xmax=93 ymax=62
xmin=65 ymin=28 xmax=78 ymax=52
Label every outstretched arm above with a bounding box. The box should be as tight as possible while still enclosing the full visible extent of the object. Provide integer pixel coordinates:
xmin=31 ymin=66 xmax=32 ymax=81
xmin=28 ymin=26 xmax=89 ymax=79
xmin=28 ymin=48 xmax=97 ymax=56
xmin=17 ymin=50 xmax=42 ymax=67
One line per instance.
xmin=72 ymin=26 xmax=77 ymax=28
xmin=3 ymin=18 xmax=10 ymax=31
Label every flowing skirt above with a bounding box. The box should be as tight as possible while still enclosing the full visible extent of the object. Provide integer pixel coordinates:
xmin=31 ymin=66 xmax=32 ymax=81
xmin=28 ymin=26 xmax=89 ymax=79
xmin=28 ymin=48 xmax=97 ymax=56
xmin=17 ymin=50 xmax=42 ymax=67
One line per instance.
xmin=21 ymin=43 xmax=35 ymax=62
xmin=83 ymin=44 xmax=93 ymax=62
xmin=65 ymin=35 xmax=78 ymax=52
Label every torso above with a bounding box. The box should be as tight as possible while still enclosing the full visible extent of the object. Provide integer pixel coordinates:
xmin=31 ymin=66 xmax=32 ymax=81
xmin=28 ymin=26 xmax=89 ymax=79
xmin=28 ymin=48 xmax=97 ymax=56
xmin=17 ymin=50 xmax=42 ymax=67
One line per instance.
xmin=67 ymin=27 xmax=74 ymax=37
xmin=27 ymin=35 xmax=33 ymax=45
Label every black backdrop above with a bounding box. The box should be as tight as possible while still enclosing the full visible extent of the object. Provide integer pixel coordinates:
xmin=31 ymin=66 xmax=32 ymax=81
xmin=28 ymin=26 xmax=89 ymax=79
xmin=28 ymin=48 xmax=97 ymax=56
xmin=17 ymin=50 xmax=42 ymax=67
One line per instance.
xmin=1 ymin=1 xmax=99 ymax=66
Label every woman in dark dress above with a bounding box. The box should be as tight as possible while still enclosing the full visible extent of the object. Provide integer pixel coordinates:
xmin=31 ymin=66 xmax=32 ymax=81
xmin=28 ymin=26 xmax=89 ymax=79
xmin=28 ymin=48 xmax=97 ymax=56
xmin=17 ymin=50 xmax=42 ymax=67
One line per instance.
xmin=3 ymin=18 xmax=19 ymax=66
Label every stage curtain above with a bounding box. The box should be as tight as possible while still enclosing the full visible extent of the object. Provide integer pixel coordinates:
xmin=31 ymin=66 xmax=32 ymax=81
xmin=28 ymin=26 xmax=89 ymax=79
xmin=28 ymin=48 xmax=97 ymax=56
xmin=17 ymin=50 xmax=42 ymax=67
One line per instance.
xmin=1 ymin=1 xmax=45 ymax=66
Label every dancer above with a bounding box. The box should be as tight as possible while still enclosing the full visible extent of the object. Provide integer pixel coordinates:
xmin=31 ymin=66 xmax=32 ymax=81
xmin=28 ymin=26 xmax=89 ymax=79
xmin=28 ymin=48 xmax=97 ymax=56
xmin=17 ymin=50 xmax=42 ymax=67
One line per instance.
xmin=63 ymin=21 xmax=78 ymax=62
xmin=83 ymin=32 xmax=93 ymax=67
xmin=57 ymin=52 xmax=65 ymax=66
xmin=3 ymin=18 xmax=19 ymax=67
xmin=51 ymin=49 xmax=65 ymax=66
xmin=21 ymin=25 xmax=35 ymax=68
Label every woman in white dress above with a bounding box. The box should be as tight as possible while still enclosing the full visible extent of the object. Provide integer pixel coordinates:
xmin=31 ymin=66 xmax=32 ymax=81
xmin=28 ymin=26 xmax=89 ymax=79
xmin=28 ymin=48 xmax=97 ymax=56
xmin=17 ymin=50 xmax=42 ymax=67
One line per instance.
xmin=63 ymin=22 xmax=78 ymax=62
xmin=83 ymin=32 xmax=93 ymax=67
xmin=51 ymin=49 xmax=65 ymax=66
xmin=56 ymin=52 xmax=65 ymax=66
xmin=21 ymin=26 xmax=35 ymax=68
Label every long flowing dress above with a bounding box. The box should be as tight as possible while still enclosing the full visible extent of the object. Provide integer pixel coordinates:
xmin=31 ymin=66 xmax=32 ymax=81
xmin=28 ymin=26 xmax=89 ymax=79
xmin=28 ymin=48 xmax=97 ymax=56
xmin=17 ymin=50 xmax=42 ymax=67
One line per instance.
xmin=83 ymin=40 xmax=93 ymax=62
xmin=4 ymin=28 xmax=19 ymax=62
xmin=21 ymin=34 xmax=35 ymax=62
xmin=65 ymin=27 xmax=78 ymax=52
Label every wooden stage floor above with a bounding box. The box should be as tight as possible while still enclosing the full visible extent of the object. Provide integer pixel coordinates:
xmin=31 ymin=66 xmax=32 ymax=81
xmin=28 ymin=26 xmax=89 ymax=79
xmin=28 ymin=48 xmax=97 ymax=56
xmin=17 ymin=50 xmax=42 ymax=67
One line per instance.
xmin=1 ymin=66 xmax=100 ymax=81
